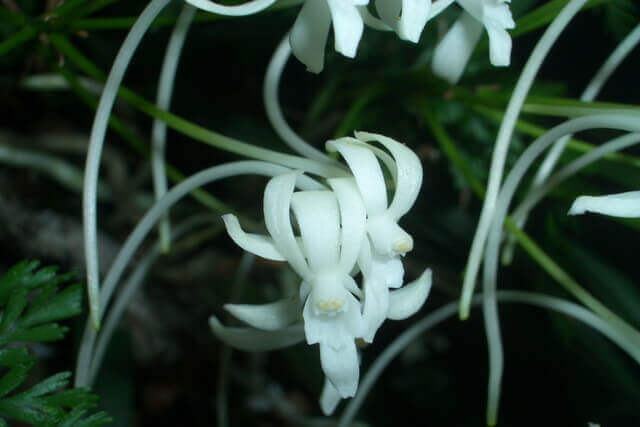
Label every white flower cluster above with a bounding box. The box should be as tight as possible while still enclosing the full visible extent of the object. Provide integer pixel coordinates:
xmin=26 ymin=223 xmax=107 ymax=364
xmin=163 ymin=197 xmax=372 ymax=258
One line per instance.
xmin=210 ymin=131 xmax=431 ymax=414
xmin=186 ymin=0 xmax=514 ymax=80
xmin=289 ymin=0 xmax=514 ymax=77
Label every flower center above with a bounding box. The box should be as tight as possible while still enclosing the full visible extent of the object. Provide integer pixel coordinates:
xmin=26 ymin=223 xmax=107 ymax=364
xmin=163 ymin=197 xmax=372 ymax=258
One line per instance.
xmin=311 ymin=271 xmax=349 ymax=315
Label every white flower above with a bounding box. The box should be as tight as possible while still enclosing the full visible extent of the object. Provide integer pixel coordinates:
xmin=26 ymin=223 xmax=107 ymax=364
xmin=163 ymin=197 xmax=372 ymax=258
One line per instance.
xmin=432 ymin=0 xmax=515 ymax=84
xmin=290 ymin=0 xmax=368 ymax=73
xmin=568 ymin=191 xmax=640 ymax=218
xmin=218 ymin=171 xmax=367 ymax=401
xmin=210 ymin=133 xmax=431 ymax=414
xmin=373 ymin=0 xmax=432 ymax=43
xmin=326 ymin=131 xmax=426 ymax=341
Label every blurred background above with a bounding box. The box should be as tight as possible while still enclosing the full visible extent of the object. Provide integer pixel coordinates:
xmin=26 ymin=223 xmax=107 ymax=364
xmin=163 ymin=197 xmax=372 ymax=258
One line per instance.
xmin=1 ymin=0 xmax=640 ymax=425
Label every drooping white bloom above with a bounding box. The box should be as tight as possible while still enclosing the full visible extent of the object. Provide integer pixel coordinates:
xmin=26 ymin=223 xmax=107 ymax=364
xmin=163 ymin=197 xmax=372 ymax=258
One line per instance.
xmin=327 ymin=131 xmax=426 ymax=341
xmin=290 ymin=0 xmax=368 ymax=73
xmin=218 ymin=172 xmax=367 ymax=400
xmin=432 ymin=0 xmax=515 ymax=84
xmin=211 ymin=133 xmax=431 ymax=414
xmin=568 ymin=191 xmax=640 ymax=218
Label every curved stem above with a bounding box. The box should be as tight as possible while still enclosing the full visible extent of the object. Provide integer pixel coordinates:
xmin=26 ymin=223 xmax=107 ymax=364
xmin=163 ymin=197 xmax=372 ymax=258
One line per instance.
xmin=338 ymin=290 xmax=640 ymax=427
xmin=513 ymin=133 xmax=640 ymax=220
xmin=461 ymin=0 xmax=588 ymax=320
xmin=483 ymin=115 xmax=640 ymax=426
xmin=152 ymin=4 xmax=197 ymax=253
xmin=83 ymin=0 xmax=171 ymax=330
xmin=88 ymin=214 xmax=218 ymax=385
xmin=217 ymin=252 xmax=255 ymax=427
xmin=185 ymin=0 xmax=276 ymax=16
xmin=264 ymin=34 xmax=337 ymax=163
xmin=75 ymin=160 xmax=324 ymax=387
xmin=504 ymin=23 xmax=640 ymax=263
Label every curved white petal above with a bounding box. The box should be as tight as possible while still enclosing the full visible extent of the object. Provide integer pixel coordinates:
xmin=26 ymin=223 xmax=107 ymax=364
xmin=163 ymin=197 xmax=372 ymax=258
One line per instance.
xmin=224 ymin=297 xmax=299 ymax=331
xmin=375 ymin=0 xmax=402 ymax=29
xmin=568 ymin=191 xmax=640 ymax=218
xmin=185 ymin=0 xmax=275 ymax=16
xmin=327 ymin=0 xmax=364 ymax=58
xmin=486 ymin=24 xmax=512 ymax=66
xmin=291 ymin=191 xmax=340 ymax=271
xmin=264 ymin=172 xmax=311 ymax=279
xmin=372 ymin=251 xmax=405 ymax=288
xmin=367 ymin=212 xmax=413 ymax=257
xmin=222 ymin=214 xmax=285 ymax=261
xmin=327 ymin=138 xmax=388 ymax=215
xmin=456 ymin=0 xmax=482 ymax=19
xmin=290 ymin=0 xmax=332 ymax=73
xmin=359 ymin=234 xmax=405 ymax=287
xmin=303 ymin=292 xmax=363 ymax=346
xmin=431 ymin=11 xmax=483 ymax=84
xmin=361 ymin=276 xmax=389 ymax=342
xmin=320 ymin=340 xmax=359 ymax=397
xmin=328 ymin=177 xmax=367 ymax=275
xmin=398 ymin=0 xmax=431 ymax=43
xmin=355 ymin=131 xmax=423 ymax=220
xmin=209 ymin=316 xmax=304 ymax=351
xmin=483 ymin=0 xmax=515 ymax=30
xmin=387 ymin=268 xmax=432 ymax=320
xmin=320 ymin=377 xmax=342 ymax=415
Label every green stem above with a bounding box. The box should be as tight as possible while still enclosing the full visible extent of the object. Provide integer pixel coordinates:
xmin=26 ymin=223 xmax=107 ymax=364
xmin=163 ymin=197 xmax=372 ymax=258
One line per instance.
xmin=422 ymin=104 xmax=485 ymax=197
xmin=57 ymin=66 xmax=236 ymax=217
xmin=0 ymin=26 xmax=37 ymax=57
xmin=422 ymin=105 xmax=638 ymax=348
xmin=49 ymin=34 xmax=344 ymax=177
xmin=474 ymin=105 xmax=640 ymax=169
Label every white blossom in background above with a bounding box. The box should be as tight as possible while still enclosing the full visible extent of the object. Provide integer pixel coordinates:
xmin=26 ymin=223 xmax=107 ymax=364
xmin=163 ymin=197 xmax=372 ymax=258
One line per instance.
xmin=568 ymin=191 xmax=640 ymax=218
xmin=210 ymin=132 xmax=432 ymax=414
xmin=290 ymin=0 xmax=368 ymax=73
xmin=432 ymin=0 xmax=515 ymax=84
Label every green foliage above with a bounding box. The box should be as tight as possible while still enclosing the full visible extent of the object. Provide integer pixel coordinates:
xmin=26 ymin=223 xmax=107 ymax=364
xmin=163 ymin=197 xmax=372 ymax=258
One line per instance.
xmin=0 ymin=261 xmax=110 ymax=426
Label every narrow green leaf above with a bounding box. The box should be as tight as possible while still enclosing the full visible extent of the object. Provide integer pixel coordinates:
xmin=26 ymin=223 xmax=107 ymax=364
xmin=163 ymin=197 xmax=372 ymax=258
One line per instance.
xmin=4 ymin=324 xmax=68 ymax=343
xmin=18 ymin=372 xmax=70 ymax=399
xmin=21 ymin=283 xmax=83 ymax=328
xmin=0 ymin=362 xmax=33 ymax=399
xmin=0 ymin=288 xmax=28 ymax=334
xmin=0 ymin=348 xmax=32 ymax=367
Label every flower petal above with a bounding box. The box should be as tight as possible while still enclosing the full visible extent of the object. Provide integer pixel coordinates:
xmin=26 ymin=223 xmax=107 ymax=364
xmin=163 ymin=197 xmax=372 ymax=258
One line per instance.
xmin=366 ymin=212 xmax=414 ymax=257
xmin=387 ymin=268 xmax=432 ymax=320
xmin=264 ymin=172 xmax=311 ymax=279
xmin=327 ymin=0 xmax=365 ymax=58
xmin=209 ymin=316 xmax=305 ymax=351
xmin=361 ymin=276 xmax=389 ymax=342
xmin=375 ymin=0 xmax=402 ymax=30
xmin=486 ymin=25 xmax=512 ymax=66
xmin=291 ymin=191 xmax=340 ymax=271
xmin=568 ymin=191 xmax=640 ymax=218
xmin=185 ymin=0 xmax=275 ymax=16
xmin=224 ymin=297 xmax=299 ymax=331
xmin=320 ymin=377 xmax=343 ymax=415
xmin=222 ymin=214 xmax=285 ymax=261
xmin=320 ymin=340 xmax=359 ymax=397
xmin=328 ymin=177 xmax=367 ymax=275
xmin=431 ymin=11 xmax=483 ymax=84
xmin=398 ymin=0 xmax=431 ymax=43
xmin=303 ymin=292 xmax=363 ymax=346
xmin=290 ymin=0 xmax=332 ymax=73
xmin=355 ymin=131 xmax=423 ymax=220
xmin=326 ymin=138 xmax=388 ymax=215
